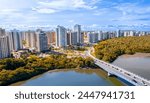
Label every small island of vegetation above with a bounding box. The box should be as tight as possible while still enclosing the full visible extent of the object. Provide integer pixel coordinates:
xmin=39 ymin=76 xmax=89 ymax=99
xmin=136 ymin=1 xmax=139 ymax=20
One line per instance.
xmin=94 ymin=36 xmax=150 ymax=62
xmin=0 ymin=55 xmax=96 ymax=85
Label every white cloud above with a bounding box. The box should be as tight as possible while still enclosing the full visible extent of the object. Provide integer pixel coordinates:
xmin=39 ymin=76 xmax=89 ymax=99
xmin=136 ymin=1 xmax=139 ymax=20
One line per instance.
xmin=33 ymin=0 xmax=99 ymax=14
xmin=93 ymin=8 xmax=109 ymax=15
xmin=0 ymin=0 xmax=149 ymax=29
xmin=0 ymin=9 xmax=24 ymax=22
xmin=0 ymin=0 xmax=36 ymax=9
xmin=0 ymin=9 xmax=18 ymax=15
xmin=90 ymin=24 xmax=99 ymax=27
xmin=96 ymin=2 xmax=150 ymax=24
xmin=114 ymin=3 xmax=150 ymax=15
xmin=32 ymin=8 xmax=56 ymax=14
xmin=68 ymin=20 xmax=75 ymax=23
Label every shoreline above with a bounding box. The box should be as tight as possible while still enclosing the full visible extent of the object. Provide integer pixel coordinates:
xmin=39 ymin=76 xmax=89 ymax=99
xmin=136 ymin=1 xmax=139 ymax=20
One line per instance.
xmin=9 ymin=68 xmax=98 ymax=86
xmin=10 ymin=68 xmax=125 ymax=86
xmin=9 ymin=52 xmax=150 ymax=86
xmin=109 ymin=52 xmax=150 ymax=63
xmin=119 ymin=53 xmax=150 ymax=58
xmin=8 ymin=67 xmax=98 ymax=86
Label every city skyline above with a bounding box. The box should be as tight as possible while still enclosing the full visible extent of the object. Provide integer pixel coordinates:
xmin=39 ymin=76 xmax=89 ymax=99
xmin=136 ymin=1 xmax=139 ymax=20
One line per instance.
xmin=0 ymin=0 xmax=150 ymax=30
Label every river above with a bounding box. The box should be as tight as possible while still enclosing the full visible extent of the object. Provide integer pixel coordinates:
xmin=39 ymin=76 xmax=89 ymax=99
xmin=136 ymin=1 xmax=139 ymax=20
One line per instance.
xmin=10 ymin=53 xmax=150 ymax=86
xmin=112 ymin=53 xmax=150 ymax=80
xmin=10 ymin=69 xmax=125 ymax=86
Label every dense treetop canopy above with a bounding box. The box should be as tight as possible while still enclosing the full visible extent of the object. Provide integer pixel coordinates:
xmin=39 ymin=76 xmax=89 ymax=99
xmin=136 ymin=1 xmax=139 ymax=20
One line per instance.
xmin=0 ymin=55 xmax=96 ymax=85
xmin=94 ymin=36 xmax=150 ymax=62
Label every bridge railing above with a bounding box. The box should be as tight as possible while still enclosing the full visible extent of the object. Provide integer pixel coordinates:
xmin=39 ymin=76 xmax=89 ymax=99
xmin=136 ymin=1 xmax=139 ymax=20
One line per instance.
xmin=88 ymin=49 xmax=150 ymax=86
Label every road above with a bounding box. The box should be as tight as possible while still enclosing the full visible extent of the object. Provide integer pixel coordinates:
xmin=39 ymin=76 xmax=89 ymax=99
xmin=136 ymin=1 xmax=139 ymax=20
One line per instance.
xmin=86 ymin=48 xmax=150 ymax=86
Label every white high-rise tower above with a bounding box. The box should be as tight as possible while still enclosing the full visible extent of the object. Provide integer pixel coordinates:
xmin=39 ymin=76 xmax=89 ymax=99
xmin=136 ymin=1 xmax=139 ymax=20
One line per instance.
xmin=74 ymin=24 xmax=83 ymax=45
xmin=56 ymin=25 xmax=67 ymax=47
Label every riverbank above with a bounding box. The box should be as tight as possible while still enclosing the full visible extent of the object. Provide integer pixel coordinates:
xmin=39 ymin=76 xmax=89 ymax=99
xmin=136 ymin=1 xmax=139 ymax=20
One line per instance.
xmin=94 ymin=36 xmax=150 ymax=62
xmin=0 ymin=55 xmax=97 ymax=86
xmin=9 ymin=68 xmax=92 ymax=86
xmin=10 ymin=68 xmax=125 ymax=86
xmin=2 ymin=67 xmax=98 ymax=86
xmin=120 ymin=53 xmax=150 ymax=58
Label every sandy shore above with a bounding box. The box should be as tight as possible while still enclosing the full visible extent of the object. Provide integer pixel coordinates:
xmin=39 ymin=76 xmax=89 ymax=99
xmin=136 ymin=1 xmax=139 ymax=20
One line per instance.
xmin=121 ymin=53 xmax=150 ymax=58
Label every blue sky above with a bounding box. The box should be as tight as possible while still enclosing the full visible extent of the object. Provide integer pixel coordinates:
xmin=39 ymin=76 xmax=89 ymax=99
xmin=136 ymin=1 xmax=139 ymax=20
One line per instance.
xmin=0 ymin=0 xmax=150 ymax=30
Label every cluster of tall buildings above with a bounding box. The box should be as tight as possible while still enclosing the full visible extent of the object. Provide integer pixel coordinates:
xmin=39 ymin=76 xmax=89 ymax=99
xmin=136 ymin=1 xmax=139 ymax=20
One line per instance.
xmin=117 ymin=30 xmax=150 ymax=37
xmin=0 ymin=28 xmax=49 ymax=59
xmin=55 ymin=24 xmax=83 ymax=48
xmin=0 ymin=24 xmax=83 ymax=59
xmin=1 ymin=24 xmax=150 ymax=59
xmin=87 ymin=31 xmax=117 ymax=43
xmin=12 ymin=29 xmax=49 ymax=52
xmin=21 ymin=29 xmax=48 ymax=52
xmin=86 ymin=30 xmax=150 ymax=43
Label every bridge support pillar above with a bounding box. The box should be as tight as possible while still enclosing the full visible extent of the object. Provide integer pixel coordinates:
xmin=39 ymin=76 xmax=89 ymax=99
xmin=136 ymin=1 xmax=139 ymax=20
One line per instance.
xmin=108 ymin=72 xmax=114 ymax=77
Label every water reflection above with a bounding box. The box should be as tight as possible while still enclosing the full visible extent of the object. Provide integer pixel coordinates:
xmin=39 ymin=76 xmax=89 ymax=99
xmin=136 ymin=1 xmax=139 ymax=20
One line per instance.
xmin=10 ymin=69 xmax=125 ymax=86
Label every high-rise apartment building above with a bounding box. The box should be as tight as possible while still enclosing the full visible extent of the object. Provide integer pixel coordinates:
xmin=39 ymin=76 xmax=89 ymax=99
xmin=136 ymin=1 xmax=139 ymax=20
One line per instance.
xmin=7 ymin=29 xmax=23 ymax=51
xmin=117 ymin=30 xmax=124 ymax=37
xmin=87 ymin=32 xmax=98 ymax=43
xmin=0 ymin=28 xmax=10 ymax=59
xmin=22 ymin=30 xmax=37 ymax=49
xmin=124 ymin=30 xmax=135 ymax=37
xmin=36 ymin=29 xmax=48 ymax=52
xmin=46 ymin=31 xmax=56 ymax=47
xmin=22 ymin=30 xmax=48 ymax=52
xmin=0 ymin=28 xmax=5 ymax=36
xmin=70 ymin=32 xmax=77 ymax=45
xmin=56 ymin=25 xmax=67 ymax=47
xmin=98 ymin=31 xmax=103 ymax=41
xmin=67 ymin=31 xmax=71 ymax=45
xmin=66 ymin=30 xmax=78 ymax=46
xmin=74 ymin=24 xmax=83 ymax=45
xmin=118 ymin=30 xmax=135 ymax=37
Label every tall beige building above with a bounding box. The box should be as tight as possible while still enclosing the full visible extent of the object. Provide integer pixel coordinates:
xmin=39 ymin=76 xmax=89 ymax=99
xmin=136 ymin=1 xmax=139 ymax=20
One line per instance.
xmin=0 ymin=28 xmax=10 ymax=59
xmin=46 ymin=31 xmax=56 ymax=46
xmin=22 ymin=30 xmax=37 ymax=49
xmin=22 ymin=29 xmax=48 ymax=52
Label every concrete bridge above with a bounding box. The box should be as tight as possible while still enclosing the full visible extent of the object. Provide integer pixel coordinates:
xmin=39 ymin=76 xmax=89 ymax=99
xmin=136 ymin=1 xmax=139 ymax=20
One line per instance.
xmin=87 ymin=48 xmax=150 ymax=86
